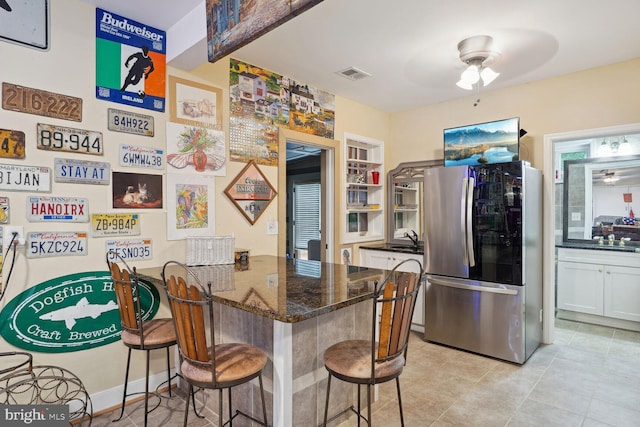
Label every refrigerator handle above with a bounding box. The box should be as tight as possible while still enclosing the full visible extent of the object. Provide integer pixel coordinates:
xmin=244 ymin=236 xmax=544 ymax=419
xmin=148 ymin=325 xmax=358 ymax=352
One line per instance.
xmin=460 ymin=177 xmax=469 ymax=266
xmin=428 ymin=276 xmax=518 ymax=295
xmin=466 ymin=176 xmax=476 ymax=267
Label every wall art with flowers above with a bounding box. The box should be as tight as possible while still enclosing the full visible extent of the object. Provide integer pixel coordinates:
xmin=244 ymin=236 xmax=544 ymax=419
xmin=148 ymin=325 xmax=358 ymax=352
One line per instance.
xmin=166 ymin=173 xmax=215 ymax=240
xmin=166 ymin=122 xmax=226 ymax=176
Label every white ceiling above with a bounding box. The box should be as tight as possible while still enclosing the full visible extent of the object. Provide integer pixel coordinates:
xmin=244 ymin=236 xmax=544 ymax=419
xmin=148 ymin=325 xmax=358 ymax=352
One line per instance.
xmin=84 ymin=0 xmax=640 ymax=113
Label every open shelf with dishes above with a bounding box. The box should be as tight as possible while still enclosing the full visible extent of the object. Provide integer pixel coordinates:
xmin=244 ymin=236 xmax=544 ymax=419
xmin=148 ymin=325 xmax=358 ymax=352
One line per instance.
xmin=344 ymin=133 xmax=384 ymax=243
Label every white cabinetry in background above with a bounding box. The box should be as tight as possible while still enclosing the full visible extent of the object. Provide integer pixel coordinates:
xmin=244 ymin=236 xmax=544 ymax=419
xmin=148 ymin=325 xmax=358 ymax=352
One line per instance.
xmin=360 ymin=248 xmax=424 ymax=333
xmin=557 ymin=247 xmax=640 ymax=329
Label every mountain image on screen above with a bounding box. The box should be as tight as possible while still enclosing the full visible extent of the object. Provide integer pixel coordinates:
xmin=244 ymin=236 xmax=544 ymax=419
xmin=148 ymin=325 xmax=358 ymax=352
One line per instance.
xmin=444 ymin=118 xmax=519 ymax=166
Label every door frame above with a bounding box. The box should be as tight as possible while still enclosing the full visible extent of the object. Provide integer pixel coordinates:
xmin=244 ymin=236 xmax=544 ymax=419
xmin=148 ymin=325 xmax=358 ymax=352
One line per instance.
xmin=542 ymin=122 xmax=640 ymax=344
xmin=278 ymin=128 xmax=337 ymax=263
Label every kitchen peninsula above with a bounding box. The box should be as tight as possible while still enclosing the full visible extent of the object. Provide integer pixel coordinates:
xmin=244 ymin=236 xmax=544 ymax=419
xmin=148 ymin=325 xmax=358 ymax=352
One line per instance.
xmin=138 ymin=255 xmax=387 ymax=427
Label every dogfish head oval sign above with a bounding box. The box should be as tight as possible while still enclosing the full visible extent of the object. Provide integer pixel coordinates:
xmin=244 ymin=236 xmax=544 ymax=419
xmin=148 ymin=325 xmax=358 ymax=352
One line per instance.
xmin=0 ymin=271 xmax=160 ymax=353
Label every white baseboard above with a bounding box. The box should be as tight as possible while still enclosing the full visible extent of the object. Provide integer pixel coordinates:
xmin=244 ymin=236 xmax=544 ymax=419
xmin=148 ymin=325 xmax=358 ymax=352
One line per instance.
xmin=90 ymin=368 xmax=178 ymax=414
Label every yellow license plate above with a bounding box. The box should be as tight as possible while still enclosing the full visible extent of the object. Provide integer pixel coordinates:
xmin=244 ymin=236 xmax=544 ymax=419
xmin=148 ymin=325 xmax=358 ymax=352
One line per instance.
xmin=91 ymin=213 xmax=140 ymax=237
xmin=0 ymin=129 xmax=26 ymax=159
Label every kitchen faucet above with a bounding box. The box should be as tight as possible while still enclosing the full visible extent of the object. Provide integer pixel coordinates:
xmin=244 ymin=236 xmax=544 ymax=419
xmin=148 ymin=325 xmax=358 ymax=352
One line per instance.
xmin=404 ymin=229 xmax=419 ymax=249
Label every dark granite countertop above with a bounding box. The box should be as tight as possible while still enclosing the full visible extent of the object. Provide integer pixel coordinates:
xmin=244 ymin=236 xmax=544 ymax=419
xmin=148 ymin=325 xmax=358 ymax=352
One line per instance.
xmin=137 ymin=255 xmax=387 ymax=323
xmin=556 ymin=241 xmax=640 ymax=253
xmin=360 ymin=242 xmax=424 ymax=255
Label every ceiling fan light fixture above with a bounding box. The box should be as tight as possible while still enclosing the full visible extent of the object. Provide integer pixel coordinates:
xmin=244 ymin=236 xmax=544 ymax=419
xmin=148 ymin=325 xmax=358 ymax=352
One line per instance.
xmin=480 ymin=66 xmax=500 ymax=86
xmin=455 ymin=35 xmax=500 ymax=91
xmin=460 ymin=64 xmax=480 ymax=85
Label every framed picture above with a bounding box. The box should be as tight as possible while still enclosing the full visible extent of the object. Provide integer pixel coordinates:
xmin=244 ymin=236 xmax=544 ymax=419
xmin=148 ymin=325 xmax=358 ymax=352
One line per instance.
xmin=341 ymin=246 xmax=353 ymax=265
xmin=166 ymin=173 xmax=215 ymax=240
xmin=112 ymin=172 xmax=163 ymax=209
xmin=205 ymin=0 xmax=323 ymax=64
xmin=0 ymin=0 xmax=49 ymax=50
xmin=224 ymin=161 xmax=277 ymax=225
xmin=169 ymin=76 xmax=222 ymax=128
xmin=166 ymin=122 xmax=226 ymax=176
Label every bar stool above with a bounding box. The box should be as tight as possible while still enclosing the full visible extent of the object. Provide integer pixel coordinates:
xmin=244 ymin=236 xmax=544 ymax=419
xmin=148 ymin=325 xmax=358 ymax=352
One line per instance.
xmin=322 ymin=258 xmax=424 ymax=426
xmin=161 ymin=260 xmax=269 ymax=427
xmin=106 ymin=250 xmax=177 ymax=426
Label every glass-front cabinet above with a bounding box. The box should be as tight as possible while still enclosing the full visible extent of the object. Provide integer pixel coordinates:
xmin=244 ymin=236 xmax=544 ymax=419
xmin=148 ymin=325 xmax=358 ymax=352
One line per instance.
xmin=343 ymin=133 xmax=384 ymax=243
xmin=386 ymin=159 xmax=442 ymax=245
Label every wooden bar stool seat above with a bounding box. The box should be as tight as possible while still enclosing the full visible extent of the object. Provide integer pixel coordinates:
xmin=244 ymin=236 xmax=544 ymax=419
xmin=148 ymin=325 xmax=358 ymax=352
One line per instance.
xmin=323 ymin=258 xmax=424 ymax=426
xmin=162 ymin=260 xmax=269 ymax=427
xmin=106 ymin=250 xmax=177 ymax=427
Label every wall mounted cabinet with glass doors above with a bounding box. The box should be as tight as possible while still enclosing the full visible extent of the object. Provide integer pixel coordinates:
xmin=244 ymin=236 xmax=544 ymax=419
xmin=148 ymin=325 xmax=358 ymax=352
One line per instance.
xmin=343 ymin=133 xmax=384 ymax=243
xmin=386 ymin=160 xmax=443 ymax=245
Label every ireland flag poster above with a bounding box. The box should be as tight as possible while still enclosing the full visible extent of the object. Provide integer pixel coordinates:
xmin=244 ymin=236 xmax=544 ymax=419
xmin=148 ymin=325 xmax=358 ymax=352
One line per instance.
xmin=95 ymin=8 xmax=166 ymax=112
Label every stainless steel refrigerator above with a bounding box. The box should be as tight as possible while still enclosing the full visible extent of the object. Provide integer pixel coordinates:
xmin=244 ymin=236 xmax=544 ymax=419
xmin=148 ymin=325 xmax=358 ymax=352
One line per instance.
xmin=423 ymin=160 xmax=542 ymax=364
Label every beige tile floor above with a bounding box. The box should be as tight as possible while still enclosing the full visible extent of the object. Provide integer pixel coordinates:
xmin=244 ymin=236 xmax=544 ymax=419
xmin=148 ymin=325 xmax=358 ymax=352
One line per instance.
xmin=88 ymin=319 xmax=640 ymax=426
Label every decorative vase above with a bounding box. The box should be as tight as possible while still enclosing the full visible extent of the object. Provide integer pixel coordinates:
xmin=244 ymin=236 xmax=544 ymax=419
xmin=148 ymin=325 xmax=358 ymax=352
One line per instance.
xmin=193 ymin=146 xmax=207 ymax=172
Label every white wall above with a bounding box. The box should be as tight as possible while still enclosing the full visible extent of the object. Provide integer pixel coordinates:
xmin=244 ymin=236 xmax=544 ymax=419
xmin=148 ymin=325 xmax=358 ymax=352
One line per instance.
xmin=594 ymin=185 xmax=639 ymax=218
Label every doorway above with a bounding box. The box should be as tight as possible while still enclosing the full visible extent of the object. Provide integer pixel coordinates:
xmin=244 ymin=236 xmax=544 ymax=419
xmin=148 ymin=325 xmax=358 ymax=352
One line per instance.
xmin=279 ymin=129 xmax=336 ymax=263
xmin=542 ymin=122 xmax=640 ymax=344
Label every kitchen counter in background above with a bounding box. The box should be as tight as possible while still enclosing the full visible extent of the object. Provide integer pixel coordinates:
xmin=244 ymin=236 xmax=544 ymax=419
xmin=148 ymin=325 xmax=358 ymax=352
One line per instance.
xmin=556 ymin=241 xmax=640 ymax=253
xmin=360 ymin=242 xmax=424 ymax=255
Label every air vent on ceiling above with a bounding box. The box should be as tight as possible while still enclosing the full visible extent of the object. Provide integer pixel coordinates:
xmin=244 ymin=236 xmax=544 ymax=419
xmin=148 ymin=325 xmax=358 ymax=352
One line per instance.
xmin=336 ymin=66 xmax=371 ymax=81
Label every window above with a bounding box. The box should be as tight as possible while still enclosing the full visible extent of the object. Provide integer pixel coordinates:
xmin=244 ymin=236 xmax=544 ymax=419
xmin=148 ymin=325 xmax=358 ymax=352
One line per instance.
xmin=293 ymin=182 xmax=321 ymax=251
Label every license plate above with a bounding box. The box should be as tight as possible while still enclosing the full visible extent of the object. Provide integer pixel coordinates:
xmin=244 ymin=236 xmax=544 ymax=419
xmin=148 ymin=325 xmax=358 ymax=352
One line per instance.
xmin=119 ymin=145 xmax=164 ymax=169
xmin=27 ymin=232 xmax=88 ymax=258
xmin=91 ymin=213 xmax=140 ymax=237
xmin=2 ymin=83 xmax=82 ymax=122
xmin=37 ymin=123 xmax=103 ymax=155
xmin=0 ymin=164 xmax=51 ymax=192
xmin=108 ymin=108 xmax=154 ymax=136
xmin=27 ymin=197 xmax=89 ymax=222
xmin=0 ymin=129 xmax=25 ymax=159
xmin=106 ymin=239 xmax=152 ymax=261
xmin=54 ymin=158 xmax=110 ymax=185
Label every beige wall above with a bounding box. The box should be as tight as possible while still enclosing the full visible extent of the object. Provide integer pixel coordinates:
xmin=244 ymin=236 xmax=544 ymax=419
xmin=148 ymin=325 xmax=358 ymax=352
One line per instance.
xmin=2 ymin=0 xmax=639 ymax=406
xmin=389 ymin=58 xmax=640 ymax=170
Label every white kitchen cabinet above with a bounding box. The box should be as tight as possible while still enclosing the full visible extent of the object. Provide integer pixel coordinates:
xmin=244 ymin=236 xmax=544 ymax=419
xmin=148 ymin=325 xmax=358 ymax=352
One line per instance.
xmin=604 ymin=265 xmax=640 ymax=322
xmin=556 ymin=248 xmax=640 ymax=325
xmin=360 ymin=248 xmax=424 ymax=332
xmin=557 ymin=261 xmax=604 ymax=315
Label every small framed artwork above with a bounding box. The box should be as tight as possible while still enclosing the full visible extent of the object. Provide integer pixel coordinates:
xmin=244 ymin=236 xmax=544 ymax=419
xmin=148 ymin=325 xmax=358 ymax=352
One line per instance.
xmin=341 ymin=246 xmax=353 ymax=265
xmin=224 ymin=161 xmax=277 ymax=225
xmin=169 ymin=76 xmax=222 ymax=128
xmin=166 ymin=173 xmax=215 ymax=240
xmin=166 ymin=122 xmax=226 ymax=176
xmin=112 ymin=172 xmax=163 ymax=209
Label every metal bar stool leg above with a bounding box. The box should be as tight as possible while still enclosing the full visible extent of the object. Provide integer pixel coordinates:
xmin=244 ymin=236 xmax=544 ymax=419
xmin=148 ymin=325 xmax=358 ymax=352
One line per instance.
xmin=228 ymin=387 xmax=233 ymax=426
xmin=144 ymin=350 xmax=150 ymax=426
xmin=113 ymin=348 xmax=132 ymax=422
xmin=259 ymin=374 xmax=268 ymax=426
xmin=366 ymin=384 xmax=371 ymax=427
xmin=166 ymin=347 xmax=172 ymax=397
xmin=396 ymin=377 xmax=404 ymax=427
xmin=182 ymin=384 xmax=192 ymax=427
xmin=218 ymin=389 xmax=224 ymax=427
xmin=323 ymin=374 xmax=332 ymax=426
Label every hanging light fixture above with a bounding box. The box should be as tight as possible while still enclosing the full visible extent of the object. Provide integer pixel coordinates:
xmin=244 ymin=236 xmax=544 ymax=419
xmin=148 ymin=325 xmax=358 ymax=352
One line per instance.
xmin=603 ymin=171 xmax=619 ymax=184
xmin=598 ymin=139 xmax=611 ymax=157
xmin=619 ymin=136 xmax=632 ymax=155
xmin=456 ymin=35 xmax=500 ymax=90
